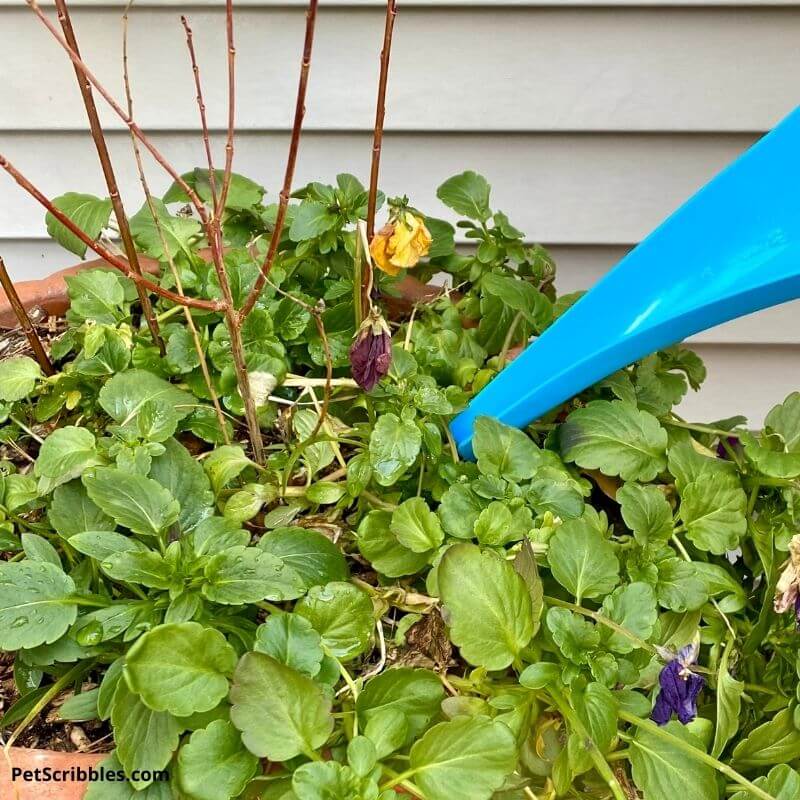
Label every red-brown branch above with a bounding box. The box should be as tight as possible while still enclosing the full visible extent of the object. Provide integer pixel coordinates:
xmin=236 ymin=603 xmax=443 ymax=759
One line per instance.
xmin=54 ymin=0 xmax=164 ymax=354
xmin=366 ymin=0 xmax=398 ymax=241
xmin=27 ymin=0 xmax=210 ymax=228
xmin=217 ymin=0 xmax=236 ymax=215
xmin=181 ymin=14 xmax=219 ymax=211
xmin=239 ymin=0 xmax=319 ymax=320
xmin=0 ymin=256 xmax=55 ymax=376
xmin=0 ymin=155 xmax=222 ymax=313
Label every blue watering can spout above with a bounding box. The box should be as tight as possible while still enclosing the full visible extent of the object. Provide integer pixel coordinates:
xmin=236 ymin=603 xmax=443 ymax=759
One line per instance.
xmin=450 ymin=105 xmax=800 ymax=459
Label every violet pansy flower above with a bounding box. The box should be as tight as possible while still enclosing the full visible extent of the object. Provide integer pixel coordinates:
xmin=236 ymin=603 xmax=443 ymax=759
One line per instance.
xmin=349 ymin=309 xmax=392 ymax=392
xmin=651 ymin=642 xmax=705 ymax=726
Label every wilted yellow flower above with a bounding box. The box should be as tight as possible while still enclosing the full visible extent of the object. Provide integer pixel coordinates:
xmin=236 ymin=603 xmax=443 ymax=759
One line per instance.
xmin=369 ymin=212 xmax=432 ymax=276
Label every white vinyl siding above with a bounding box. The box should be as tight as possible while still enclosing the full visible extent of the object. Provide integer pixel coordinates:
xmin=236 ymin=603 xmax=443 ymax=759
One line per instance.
xmin=1 ymin=0 xmax=798 ymax=422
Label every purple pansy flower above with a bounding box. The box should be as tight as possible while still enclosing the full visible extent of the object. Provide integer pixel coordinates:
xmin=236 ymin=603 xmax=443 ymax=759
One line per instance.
xmin=651 ymin=643 xmax=705 ymax=726
xmin=349 ymin=310 xmax=392 ymax=392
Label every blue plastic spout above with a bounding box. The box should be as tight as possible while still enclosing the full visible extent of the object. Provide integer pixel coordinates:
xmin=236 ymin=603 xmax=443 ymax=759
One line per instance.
xmin=450 ymin=105 xmax=800 ymax=459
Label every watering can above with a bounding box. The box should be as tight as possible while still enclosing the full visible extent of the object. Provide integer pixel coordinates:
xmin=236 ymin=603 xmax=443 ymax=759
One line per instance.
xmin=450 ymin=105 xmax=800 ymax=459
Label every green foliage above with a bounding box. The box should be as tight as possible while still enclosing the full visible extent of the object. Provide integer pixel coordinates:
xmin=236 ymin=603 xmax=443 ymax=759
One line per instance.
xmin=1 ymin=165 xmax=797 ymax=800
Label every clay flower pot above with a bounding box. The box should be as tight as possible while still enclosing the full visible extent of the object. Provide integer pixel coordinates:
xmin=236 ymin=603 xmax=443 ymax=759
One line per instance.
xmin=0 ymin=748 xmax=105 ymax=800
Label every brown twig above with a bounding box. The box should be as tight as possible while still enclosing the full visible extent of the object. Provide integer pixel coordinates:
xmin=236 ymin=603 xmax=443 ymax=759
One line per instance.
xmin=0 ymin=154 xmax=222 ymax=312
xmin=181 ymin=14 xmax=219 ymax=211
xmin=53 ymin=0 xmax=164 ymax=354
xmin=0 ymin=257 xmax=55 ymax=375
xmin=123 ymin=6 xmax=231 ymax=445
xmin=217 ymin=0 xmax=236 ymax=215
xmin=366 ymin=0 xmax=397 ymax=241
xmin=27 ymin=0 xmax=210 ymax=227
xmin=239 ymin=0 xmax=319 ymax=320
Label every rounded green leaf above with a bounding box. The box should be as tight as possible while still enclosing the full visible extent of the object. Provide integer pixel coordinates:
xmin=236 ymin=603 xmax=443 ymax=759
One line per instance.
xmin=409 ymin=716 xmax=517 ymax=800
xmin=390 ymin=497 xmax=444 ymax=553
xmin=0 ymin=561 xmax=76 ymax=650
xmin=34 ymin=426 xmax=103 ymax=494
xmin=125 ymin=622 xmax=237 ymax=716
xmin=548 ymin=518 xmax=620 ymax=603
xmin=254 ymin=612 xmax=325 ymax=678
xmin=203 ymin=546 xmax=303 ymax=604
xmin=229 ymin=651 xmax=334 ymax=760
xmin=559 ymin=400 xmax=667 ymax=482
xmin=295 ymin=582 xmax=374 ymax=661
xmin=257 ymin=526 xmax=349 ymax=589
xmin=0 ymin=356 xmax=41 ymax=402
xmin=438 ymin=543 xmax=534 ymax=669
xmin=177 ymin=719 xmax=259 ymax=800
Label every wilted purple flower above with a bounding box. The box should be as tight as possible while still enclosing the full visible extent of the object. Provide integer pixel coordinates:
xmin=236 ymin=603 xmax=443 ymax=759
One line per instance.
xmin=775 ymin=535 xmax=800 ymax=626
xmin=716 ymin=436 xmax=739 ymax=459
xmin=651 ymin=643 xmax=705 ymax=726
xmin=349 ymin=310 xmax=392 ymax=392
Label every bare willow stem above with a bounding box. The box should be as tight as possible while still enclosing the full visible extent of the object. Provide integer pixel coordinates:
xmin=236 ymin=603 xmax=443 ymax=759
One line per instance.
xmin=217 ymin=0 xmax=236 ymax=215
xmin=27 ymin=0 xmax=209 ymax=226
xmin=53 ymin=0 xmax=164 ymax=354
xmin=181 ymin=14 xmax=219 ymax=211
xmin=0 ymin=155 xmax=221 ymax=312
xmin=123 ymin=7 xmax=230 ymax=445
xmin=366 ymin=0 xmax=397 ymax=241
xmin=239 ymin=0 xmax=318 ymax=320
xmin=0 ymin=257 xmax=55 ymax=375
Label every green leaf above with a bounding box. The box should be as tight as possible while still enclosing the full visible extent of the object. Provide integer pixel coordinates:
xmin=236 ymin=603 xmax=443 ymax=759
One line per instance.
xmin=732 ymin=708 xmax=800 ymax=767
xmin=436 ymin=171 xmax=491 ymax=221
xmin=69 ymin=530 xmax=148 ymax=562
xmin=21 ymin=532 xmax=60 ymax=566
xmin=679 ymin=474 xmax=746 ymax=554
xmin=46 ymin=192 xmax=112 ymax=258
xmin=559 ymin=400 xmax=668 ymax=482
xmin=254 ymin=612 xmax=325 ymax=678
xmin=34 ymin=426 xmax=103 ymax=494
xmin=369 ymin=413 xmax=422 ymax=486
xmin=572 ymin=682 xmax=618 ymax=754
xmin=125 ymin=622 xmax=237 ymax=716
xmin=390 ymin=497 xmax=443 ymax=553
xmin=711 ymin=643 xmax=744 ymax=757
xmin=289 ymin=200 xmax=339 ymax=241
xmin=409 ymin=716 xmax=517 ymax=800
xmin=618 ymin=483 xmax=673 ymax=546
xmin=189 ymin=516 xmax=250 ymax=557
xmin=177 ymin=719 xmax=259 ymax=800
xmin=49 ymin=480 xmax=114 ymax=538
xmin=519 ymin=662 xmax=561 ymax=689
xmin=65 ymin=270 xmax=126 ymax=324
xmin=548 ymin=518 xmax=620 ymax=603
xmin=101 ymin=549 xmax=174 ymax=589
xmin=149 ymin=438 xmax=214 ymax=532
xmin=0 ymin=357 xmax=41 ymax=402
xmin=203 ymin=546 xmax=302 ymax=604
xmin=295 ymin=582 xmax=374 ymax=661
xmin=0 ymin=562 xmax=76 ymax=650
xmin=58 ymin=687 xmax=100 ymax=722
xmin=291 ymin=762 xmax=367 ymax=800
xmin=257 ymin=526 xmax=349 ymax=589
xmin=204 ymin=445 xmax=252 ymax=495
xmin=480 ymin=272 xmax=551 ymax=331
xmin=546 ymin=607 xmax=600 ymax=664
xmin=84 ymin=752 xmax=172 ymax=800
xmin=164 ymin=168 xmax=264 ymax=210
xmin=357 ymin=510 xmax=432 ymax=578
xmin=654 ymin=555 xmax=708 ymax=612
xmin=229 ymin=651 xmax=334 ymax=760
xmin=472 ymin=416 xmax=543 ymax=481
xmin=599 ymin=582 xmax=657 ymax=654
xmin=130 ymin=198 xmax=201 ymax=260
xmin=438 ymin=543 xmax=534 ymax=669
xmin=84 ymin=467 xmax=180 ymax=536
xmin=99 ymin=369 xmax=194 ymax=425
xmin=629 ymin=721 xmax=718 ymax=800
xmin=112 ymin=680 xmax=181 ymax=790
xmin=357 ymin=667 xmax=444 ymax=744
xmin=730 ymin=765 xmax=800 ymax=800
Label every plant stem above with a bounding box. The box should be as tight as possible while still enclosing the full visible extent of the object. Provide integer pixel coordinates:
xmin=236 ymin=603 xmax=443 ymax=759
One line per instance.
xmin=497 ymin=310 xmax=524 ymax=371
xmin=217 ymin=0 xmax=236 ymax=215
xmin=8 ymin=415 xmax=44 ymax=444
xmin=618 ymin=711 xmax=777 ymax=800
xmin=664 ymin=417 xmax=743 ymax=439
xmin=0 ymin=258 xmax=54 ymax=375
xmin=240 ymin=0 xmax=318 ymax=319
xmin=54 ymin=0 xmax=164 ymax=354
xmin=548 ymin=686 xmax=626 ymax=800
xmin=366 ymin=0 xmax=398 ymax=242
